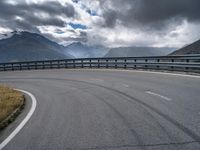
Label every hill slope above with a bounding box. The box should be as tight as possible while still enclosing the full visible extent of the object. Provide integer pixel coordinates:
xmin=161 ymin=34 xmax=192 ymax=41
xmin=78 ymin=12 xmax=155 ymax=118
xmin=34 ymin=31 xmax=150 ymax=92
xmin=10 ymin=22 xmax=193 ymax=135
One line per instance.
xmin=105 ymin=47 xmax=175 ymax=57
xmin=0 ymin=32 xmax=73 ymax=63
xmin=170 ymin=39 xmax=200 ymax=55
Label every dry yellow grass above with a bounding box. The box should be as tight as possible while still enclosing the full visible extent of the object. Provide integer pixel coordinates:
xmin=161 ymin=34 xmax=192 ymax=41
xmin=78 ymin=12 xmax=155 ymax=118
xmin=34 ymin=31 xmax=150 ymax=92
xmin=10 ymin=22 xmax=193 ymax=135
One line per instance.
xmin=0 ymin=85 xmax=24 ymax=123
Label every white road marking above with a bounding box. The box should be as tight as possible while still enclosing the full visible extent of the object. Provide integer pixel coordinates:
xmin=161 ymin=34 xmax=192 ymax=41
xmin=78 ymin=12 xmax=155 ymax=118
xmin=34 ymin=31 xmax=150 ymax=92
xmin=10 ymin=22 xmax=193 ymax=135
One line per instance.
xmin=122 ymin=84 xmax=130 ymax=88
xmin=146 ymin=91 xmax=172 ymax=101
xmin=69 ymin=69 xmax=200 ymax=79
xmin=124 ymin=70 xmax=200 ymax=79
xmin=0 ymin=89 xmax=37 ymax=150
xmin=90 ymin=78 xmax=104 ymax=82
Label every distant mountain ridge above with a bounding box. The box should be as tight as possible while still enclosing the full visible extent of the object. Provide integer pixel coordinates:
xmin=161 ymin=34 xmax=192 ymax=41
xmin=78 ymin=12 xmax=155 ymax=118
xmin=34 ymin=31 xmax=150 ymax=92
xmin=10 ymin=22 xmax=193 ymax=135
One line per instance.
xmin=64 ymin=42 xmax=109 ymax=58
xmin=170 ymin=39 xmax=200 ymax=55
xmin=104 ymin=47 xmax=175 ymax=57
xmin=64 ymin=43 xmax=175 ymax=58
xmin=0 ymin=31 xmax=178 ymax=63
xmin=0 ymin=31 xmax=73 ymax=63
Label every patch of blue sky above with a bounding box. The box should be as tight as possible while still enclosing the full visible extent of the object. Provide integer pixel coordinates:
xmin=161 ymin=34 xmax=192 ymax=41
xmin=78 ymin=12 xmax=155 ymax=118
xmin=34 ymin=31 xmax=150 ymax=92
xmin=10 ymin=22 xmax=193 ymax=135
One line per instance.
xmin=71 ymin=0 xmax=79 ymax=3
xmin=86 ymin=9 xmax=98 ymax=16
xmin=72 ymin=1 xmax=98 ymax=17
xmin=69 ymin=23 xmax=87 ymax=30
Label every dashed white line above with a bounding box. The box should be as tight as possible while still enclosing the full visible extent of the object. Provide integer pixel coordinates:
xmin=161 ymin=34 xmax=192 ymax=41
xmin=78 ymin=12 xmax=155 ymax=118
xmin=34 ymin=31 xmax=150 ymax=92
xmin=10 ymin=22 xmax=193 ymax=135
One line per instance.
xmin=122 ymin=84 xmax=130 ymax=88
xmin=89 ymin=78 xmax=104 ymax=82
xmin=146 ymin=91 xmax=172 ymax=101
xmin=0 ymin=89 xmax=37 ymax=150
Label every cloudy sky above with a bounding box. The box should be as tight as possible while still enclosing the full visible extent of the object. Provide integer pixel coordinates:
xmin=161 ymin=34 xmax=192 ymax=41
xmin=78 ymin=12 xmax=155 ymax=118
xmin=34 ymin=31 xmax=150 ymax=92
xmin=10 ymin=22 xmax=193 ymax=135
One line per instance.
xmin=0 ymin=0 xmax=200 ymax=48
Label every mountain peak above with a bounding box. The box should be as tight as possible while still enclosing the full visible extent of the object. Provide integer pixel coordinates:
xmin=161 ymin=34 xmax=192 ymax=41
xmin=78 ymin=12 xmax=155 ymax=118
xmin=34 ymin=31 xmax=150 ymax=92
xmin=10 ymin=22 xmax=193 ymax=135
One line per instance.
xmin=64 ymin=42 xmax=109 ymax=58
xmin=11 ymin=31 xmax=42 ymax=38
xmin=0 ymin=31 xmax=73 ymax=63
xmin=68 ymin=42 xmax=84 ymax=47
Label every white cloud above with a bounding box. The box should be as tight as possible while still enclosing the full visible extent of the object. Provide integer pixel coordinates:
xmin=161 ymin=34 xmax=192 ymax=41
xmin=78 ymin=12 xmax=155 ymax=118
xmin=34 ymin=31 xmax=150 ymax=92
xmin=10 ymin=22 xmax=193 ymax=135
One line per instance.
xmin=0 ymin=0 xmax=200 ymax=48
xmin=0 ymin=27 xmax=12 ymax=33
xmin=152 ymin=21 xmax=200 ymax=47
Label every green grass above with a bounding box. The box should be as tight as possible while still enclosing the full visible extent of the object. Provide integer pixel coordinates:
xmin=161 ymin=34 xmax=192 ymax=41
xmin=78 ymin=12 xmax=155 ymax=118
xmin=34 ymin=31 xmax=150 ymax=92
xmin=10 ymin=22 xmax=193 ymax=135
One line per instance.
xmin=0 ymin=85 xmax=24 ymax=123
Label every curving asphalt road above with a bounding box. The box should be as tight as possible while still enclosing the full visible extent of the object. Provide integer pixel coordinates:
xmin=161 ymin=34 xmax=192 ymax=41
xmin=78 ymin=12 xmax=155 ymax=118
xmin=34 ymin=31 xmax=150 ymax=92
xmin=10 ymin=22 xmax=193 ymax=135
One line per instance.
xmin=0 ymin=69 xmax=200 ymax=150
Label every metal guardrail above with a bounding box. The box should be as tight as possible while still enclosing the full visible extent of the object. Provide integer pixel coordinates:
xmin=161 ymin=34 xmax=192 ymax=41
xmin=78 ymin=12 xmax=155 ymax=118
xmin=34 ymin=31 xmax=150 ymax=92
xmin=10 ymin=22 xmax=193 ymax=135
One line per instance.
xmin=0 ymin=55 xmax=200 ymax=73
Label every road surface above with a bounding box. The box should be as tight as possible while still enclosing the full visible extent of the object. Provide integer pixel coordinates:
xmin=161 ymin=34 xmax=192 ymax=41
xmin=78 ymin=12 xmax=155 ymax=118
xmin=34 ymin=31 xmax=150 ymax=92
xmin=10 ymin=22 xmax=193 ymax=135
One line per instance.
xmin=0 ymin=69 xmax=200 ymax=150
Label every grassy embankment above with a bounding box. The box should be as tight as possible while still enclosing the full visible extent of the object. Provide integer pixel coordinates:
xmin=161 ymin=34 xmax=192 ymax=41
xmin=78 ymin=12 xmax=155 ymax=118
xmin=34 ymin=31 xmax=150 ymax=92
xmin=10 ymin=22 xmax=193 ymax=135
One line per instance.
xmin=0 ymin=85 xmax=25 ymax=130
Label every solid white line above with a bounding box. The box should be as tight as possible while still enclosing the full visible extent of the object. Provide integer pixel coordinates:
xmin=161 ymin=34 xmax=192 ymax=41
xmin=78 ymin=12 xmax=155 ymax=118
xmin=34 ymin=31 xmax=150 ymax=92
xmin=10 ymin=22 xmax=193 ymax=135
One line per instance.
xmin=0 ymin=89 xmax=37 ymax=150
xmin=69 ymin=69 xmax=200 ymax=79
xmin=146 ymin=91 xmax=172 ymax=101
xmin=123 ymin=70 xmax=200 ymax=79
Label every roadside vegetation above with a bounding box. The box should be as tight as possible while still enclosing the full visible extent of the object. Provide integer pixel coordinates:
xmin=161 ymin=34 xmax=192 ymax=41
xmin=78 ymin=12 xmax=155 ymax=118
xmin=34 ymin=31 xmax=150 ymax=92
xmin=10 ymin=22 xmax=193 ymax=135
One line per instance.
xmin=0 ymin=85 xmax=25 ymax=130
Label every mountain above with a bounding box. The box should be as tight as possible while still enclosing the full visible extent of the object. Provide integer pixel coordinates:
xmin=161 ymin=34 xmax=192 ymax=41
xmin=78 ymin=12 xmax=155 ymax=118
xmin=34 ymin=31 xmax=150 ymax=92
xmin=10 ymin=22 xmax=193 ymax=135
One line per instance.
xmin=0 ymin=31 xmax=73 ymax=63
xmin=170 ymin=39 xmax=200 ymax=55
xmin=64 ymin=42 xmax=109 ymax=58
xmin=104 ymin=47 xmax=175 ymax=57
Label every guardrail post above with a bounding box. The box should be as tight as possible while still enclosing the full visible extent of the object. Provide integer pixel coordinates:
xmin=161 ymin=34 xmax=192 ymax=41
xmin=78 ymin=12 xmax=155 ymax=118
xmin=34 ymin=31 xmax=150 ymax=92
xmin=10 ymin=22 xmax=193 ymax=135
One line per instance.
xmin=157 ymin=59 xmax=160 ymax=69
xmin=42 ymin=62 xmax=45 ymax=69
xmin=11 ymin=63 xmax=14 ymax=71
xmin=145 ymin=59 xmax=148 ymax=69
xmin=98 ymin=59 xmax=100 ymax=68
xmin=106 ymin=60 xmax=108 ymax=68
xmin=115 ymin=59 xmax=117 ymax=69
xmin=19 ymin=63 xmax=22 ymax=70
xmin=34 ymin=62 xmax=37 ymax=70
xmin=124 ymin=59 xmax=127 ymax=69
xmin=58 ymin=61 xmax=60 ymax=69
xmin=81 ymin=60 xmax=83 ymax=68
xmin=27 ymin=63 xmax=30 ymax=70
xmin=64 ymin=61 xmax=68 ymax=68
xmin=89 ymin=60 xmax=92 ymax=68
xmin=171 ymin=59 xmax=174 ymax=70
xmin=73 ymin=60 xmax=75 ymax=68
xmin=185 ymin=59 xmax=189 ymax=71
xmin=50 ymin=61 xmax=52 ymax=69
xmin=134 ymin=59 xmax=137 ymax=69
xmin=3 ymin=64 xmax=6 ymax=71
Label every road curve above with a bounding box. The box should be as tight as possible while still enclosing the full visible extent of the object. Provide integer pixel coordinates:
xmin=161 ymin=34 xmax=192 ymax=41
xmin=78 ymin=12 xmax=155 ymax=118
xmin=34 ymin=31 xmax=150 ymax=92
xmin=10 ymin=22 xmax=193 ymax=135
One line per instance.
xmin=0 ymin=69 xmax=200 ymax=150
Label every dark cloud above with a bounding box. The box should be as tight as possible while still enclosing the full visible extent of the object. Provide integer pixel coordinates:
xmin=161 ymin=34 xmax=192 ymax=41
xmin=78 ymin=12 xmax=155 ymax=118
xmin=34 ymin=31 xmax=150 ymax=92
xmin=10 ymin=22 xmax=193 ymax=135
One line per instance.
xmin=133 ymin=0 xmax=200 ymax=23
xmin=0 ymin=0 xmax=76 ymax=32
xmin=30 ymin=1 xmax=75 ymax=18
xmin=102 ymin=10 xmax=117 ymax=28
xmin=0 ymin=0 xmax=199 ymax=47
xmin=79 ymin=31 xmax=87 ymax=37
xmin=100 ymin=0 xmax=200 ymax=30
